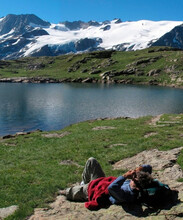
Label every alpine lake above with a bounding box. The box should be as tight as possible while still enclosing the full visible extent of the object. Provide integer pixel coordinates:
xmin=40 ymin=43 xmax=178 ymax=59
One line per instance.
xmin=0 ymin=82 xmax=183 ymax=136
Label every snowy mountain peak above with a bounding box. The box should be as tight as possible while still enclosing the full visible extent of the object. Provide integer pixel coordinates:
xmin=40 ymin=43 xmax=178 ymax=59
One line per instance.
xmin=0 ymin=14 xmax=183 ymax=60
xmin=0 ymin=14 xmax=50 ymax=35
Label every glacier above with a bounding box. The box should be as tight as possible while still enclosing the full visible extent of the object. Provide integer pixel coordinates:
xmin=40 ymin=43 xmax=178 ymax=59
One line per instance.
xmin=0 ymin=14 xmax=183 ymax=59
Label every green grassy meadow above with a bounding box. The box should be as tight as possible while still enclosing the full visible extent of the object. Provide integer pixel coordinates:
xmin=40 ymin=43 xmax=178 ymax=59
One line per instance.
xmin=0 ymin=47 xmax=183 ymax=87
xmin=0 ymin=114 xmax=183 ymax=219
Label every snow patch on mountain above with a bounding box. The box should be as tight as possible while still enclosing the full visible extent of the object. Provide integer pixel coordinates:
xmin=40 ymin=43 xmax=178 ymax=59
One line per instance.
xmin=26 ymin=20 xmax=183 ymax=56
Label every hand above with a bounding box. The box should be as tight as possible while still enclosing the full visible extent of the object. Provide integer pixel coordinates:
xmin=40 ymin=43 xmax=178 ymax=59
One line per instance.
xmin=123 ymin=170 xmax=136 ymax=179
xmin=134 ymin=166 xmax=143 ymax=173
xmin=123 ymin=166 xmax=143 ymax=179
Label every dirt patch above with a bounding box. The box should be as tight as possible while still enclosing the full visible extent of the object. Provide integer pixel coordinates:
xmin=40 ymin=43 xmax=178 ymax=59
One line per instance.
xmin=149 ymin=114 xmax=162 ymax=126
xmin=92 ymin=126 xmax=116 ymax=131
xmin=60 ymin=160 xmax=83 ymax=168
xmin=0 ymin=139 xmax=17 ymax=147
xmin=144 ymin=132 xmax=158 ymax=138
xmin=3 ymin=143 xmax=17 ymax=147
xmin=29 ymin=147 xmax=183 ymax=220
xmin=159 ymin=121 xmax=181 ymax=124
xmin=171 ymin=116 xmax=182 ymax=120
xmin=42 ymin=132 xmax=71 ymax=138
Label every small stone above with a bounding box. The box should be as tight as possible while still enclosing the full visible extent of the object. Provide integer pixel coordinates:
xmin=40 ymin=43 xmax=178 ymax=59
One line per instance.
xmin=82 ymin=78 xmax=93 ymax=83
xmin=81 ymin=69 xmax=88 ymax=73
xmin=0 ymin=205 xmax=18 ymax=219
xmin=144 ymin=132 xmax=158 ymax=138
xmin=89 ymin=70 xmax=101 ymax=75
xmin=148 ymin=69 xmax=161 ymax=76
xmin=105 ymin=143 xmax=127 ymax=148
xmin=2 ymin=134 xmax=15 ymax=139
xmin=42 ymin=131 xmax=71 ymax=138
xmin=59 ymin=160 xmax=82 ymax=168
xmin=92 ymin=126 xmax=116 ymax=130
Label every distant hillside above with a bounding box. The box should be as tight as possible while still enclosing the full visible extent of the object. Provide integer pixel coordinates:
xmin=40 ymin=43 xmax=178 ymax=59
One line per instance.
xmin=0 ymin=47 xmax=183 ymax=88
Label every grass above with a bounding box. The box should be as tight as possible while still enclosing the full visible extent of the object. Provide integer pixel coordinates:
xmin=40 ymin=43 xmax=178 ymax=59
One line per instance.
xmin=0 ymin=114 xmax=183 ymax=219
xmin=1 ymin=47 xmax=183 ymax=87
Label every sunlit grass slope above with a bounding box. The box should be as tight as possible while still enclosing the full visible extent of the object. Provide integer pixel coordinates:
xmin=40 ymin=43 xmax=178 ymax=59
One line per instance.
xmin=0 ymin=114 xmax=183 ymax=219
xmin=0 ymin=47 xmax=183 ymax=87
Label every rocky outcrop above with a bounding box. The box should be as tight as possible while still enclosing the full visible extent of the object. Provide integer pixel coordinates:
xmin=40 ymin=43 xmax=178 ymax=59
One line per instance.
xmin=90 ymin=50 xmax=114 ymax=58
xmin=2 ymin=129 xmax=42 ymax=139
xmin=0 ymin=76 xmax=136 ymax=85
xmin=147 ymin=69 xmax=161 ymax=76
xmin=30 ymin=45 xmax=54 ymax=57
xmin=0 ymin=205 xmax=18 ymax=219
xmin=112 ymin=43 xmax=132 ymax=51
xmin=89 ymin=70 xmax=101 ymax=74
xmin=92 ymin=126 xmax=116 ymax=130
xmin=100 ymin=25 xmax=111 ymax=31
xmin=27 ymin=63 xmax=46 ymax=70
xmin=0 ymin=77 xmax=101 ymax=84
xmin=114 ymin=18 xmax=122 ymax=24
xmin=75 ymin=38 xmax=102 ymax=51
xmin=130 ymin=56 xmax=162 ymax=66
xmin=61 ymin=20 xmax=101 ymax=30
xmin=22 ymin=28 xmax=49 ymax=38
xmin=0 ymin=77 xmax=59 ymax=83
xmin=42 ymin=131 xmax=71 ymax=138
xmin=88 ymin=20 xmax=101 ymax=27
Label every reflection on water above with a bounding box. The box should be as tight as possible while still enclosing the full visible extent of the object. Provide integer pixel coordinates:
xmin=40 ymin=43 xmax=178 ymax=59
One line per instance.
xmin=0 ymin=83 xmax=183 ymax=136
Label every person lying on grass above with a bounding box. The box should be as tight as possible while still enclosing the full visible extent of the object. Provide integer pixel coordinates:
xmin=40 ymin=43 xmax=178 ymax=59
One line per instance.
xmin=60 ymin=157 xmax=177 ymax=210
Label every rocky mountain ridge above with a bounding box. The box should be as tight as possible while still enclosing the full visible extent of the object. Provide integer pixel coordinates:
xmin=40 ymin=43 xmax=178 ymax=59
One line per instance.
xmin=0 ymin=14 xmax=183 ymax=59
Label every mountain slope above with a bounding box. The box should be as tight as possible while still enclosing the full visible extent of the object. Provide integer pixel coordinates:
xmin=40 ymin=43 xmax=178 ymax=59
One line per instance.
xmin=0 ymin=14 xmax=183 ymax=59
xmin=152 ymin=24 xmax=183 ymax=49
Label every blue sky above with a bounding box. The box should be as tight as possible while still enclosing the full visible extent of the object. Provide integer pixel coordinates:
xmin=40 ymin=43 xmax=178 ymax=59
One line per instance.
xmin=1 ymin=0 xmax=183 ymax=23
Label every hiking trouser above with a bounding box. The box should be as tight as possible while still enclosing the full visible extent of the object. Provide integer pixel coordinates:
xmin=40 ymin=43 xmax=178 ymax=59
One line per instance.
xmin=65 ymin=157 xmax=105 ymax=201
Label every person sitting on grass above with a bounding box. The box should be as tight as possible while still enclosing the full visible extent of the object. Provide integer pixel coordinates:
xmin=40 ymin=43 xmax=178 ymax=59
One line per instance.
xmin=60 ymin=157 xmax=176 ymax=210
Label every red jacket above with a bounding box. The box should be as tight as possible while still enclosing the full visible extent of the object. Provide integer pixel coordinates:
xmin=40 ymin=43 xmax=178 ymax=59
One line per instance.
xmin=85 ymin=176 xmax=117 ymax=210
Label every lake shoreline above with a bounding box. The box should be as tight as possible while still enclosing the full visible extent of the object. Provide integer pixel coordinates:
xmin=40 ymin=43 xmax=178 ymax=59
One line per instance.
xmin=0 ymin=76 xmax=183 ymax=89
xmin=0 ymin=116 xmax=130 ymax=139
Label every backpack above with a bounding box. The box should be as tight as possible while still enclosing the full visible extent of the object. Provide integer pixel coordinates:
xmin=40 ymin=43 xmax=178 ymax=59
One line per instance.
xmin=137 ymin=179 xmax=175 ymax=208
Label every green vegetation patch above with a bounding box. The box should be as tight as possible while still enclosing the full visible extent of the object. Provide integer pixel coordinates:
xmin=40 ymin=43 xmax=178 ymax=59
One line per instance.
xmin=1 ymin=47 xmax=183 ymax=87
xmin=0 ymin=114 xmax=183 ymax=219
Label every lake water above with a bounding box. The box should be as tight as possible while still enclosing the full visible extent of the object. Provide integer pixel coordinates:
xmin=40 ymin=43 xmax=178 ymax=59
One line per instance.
xmin=0 ymin=83 xmax=183 ymax=136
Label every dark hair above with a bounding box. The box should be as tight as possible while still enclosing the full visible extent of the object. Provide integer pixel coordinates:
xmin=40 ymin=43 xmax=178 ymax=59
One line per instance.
xmin=134 ymin=171 xmax=153 ymax=189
